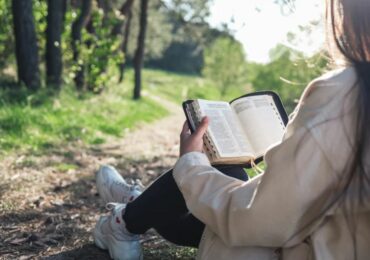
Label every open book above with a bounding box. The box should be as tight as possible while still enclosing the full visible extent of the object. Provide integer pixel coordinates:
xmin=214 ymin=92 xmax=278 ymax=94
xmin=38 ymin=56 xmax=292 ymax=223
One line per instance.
xmin=183 ymin=91 xmax=288 ymax=165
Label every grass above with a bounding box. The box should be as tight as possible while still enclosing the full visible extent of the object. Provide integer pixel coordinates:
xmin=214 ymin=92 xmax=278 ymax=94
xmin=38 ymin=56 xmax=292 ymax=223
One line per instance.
xmin=55 ymin=163 xmax=78 ymax=172
xmin=0 ymin=68 xmax=250 ymax=156
xmin=144 ymin=245 xmax=197 ymax=259
xmin=0 ymin=75 xmax=169 ymax=155
xmin=126 ymin=68 xmax=251 ymax=104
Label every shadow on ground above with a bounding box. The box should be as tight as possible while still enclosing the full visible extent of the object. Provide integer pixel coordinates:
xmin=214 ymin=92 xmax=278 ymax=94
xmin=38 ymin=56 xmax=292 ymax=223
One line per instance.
xmin=41 ymin=244 xmax=110 ymax=260
xmin=0 ymin=146 xmax=195 ymax=259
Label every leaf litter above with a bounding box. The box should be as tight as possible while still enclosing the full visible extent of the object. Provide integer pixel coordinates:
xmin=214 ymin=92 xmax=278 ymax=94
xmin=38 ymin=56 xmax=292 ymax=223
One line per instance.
xmin=0 ymin=100 xmax=196 ymax=259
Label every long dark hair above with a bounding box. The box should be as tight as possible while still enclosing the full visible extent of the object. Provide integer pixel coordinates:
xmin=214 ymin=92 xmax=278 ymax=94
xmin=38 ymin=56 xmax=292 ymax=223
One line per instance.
xmin=327 ymin=0 xmax=370 ymax=257
xmin=286 ymin=0 xmax=370 ymax=257
xmin=328 ymin=0 xmax=370 ymax=203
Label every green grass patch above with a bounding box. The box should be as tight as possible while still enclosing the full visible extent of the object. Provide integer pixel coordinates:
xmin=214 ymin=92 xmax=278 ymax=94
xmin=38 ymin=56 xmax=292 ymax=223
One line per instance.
xmin=55 ymin=163 xmax=78 ymax=172
xmin=245 ymin=161 xmax=266 ymax=179
xmin=123 ymin=68 xmax=250 ymax=105
xmin=0 ymin=68 xmax=249 ymax=156
xmin=0 ymin=80 xmax=168 ymax=155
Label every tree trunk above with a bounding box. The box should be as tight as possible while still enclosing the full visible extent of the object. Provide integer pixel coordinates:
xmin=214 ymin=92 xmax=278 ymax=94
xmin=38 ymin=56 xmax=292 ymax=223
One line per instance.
xmin=11 ymin=0 xmax=40 ymax=90
xmin=118 ymin=10 xmax=132 ymax=82
xmin=62 ymin=0 xmax=67 ymax=28
xmin=133 ymin=0 xmax=149 ymax=100
xmin=111 ymin=0 xmax=135 ymax=35
xmin=46 ymin=0 xmax=64 ymax=88
xmin=97 ymin=0 xmax=113 ymax=25
xmin=71 ymin=0 xmax=92 ymax=90
xmin=114 ymin=0 xmax=135 ymax=83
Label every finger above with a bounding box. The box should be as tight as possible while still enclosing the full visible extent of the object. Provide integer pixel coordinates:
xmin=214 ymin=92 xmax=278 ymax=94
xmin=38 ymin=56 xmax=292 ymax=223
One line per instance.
xmin=181 ymin=121 xmax=190 ymax=136
xmin=194 ymin=117 xmax=209 ymax=138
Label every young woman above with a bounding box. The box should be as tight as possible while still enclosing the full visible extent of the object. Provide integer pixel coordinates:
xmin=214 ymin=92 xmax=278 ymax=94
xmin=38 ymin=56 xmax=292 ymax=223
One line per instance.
xmin=93 ymin=0 xmax=370 ymax=259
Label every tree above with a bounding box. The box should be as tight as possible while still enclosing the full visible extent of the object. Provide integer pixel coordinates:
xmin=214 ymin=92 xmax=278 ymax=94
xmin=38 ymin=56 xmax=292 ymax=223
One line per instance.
xmin=68 ymin=1 xmax=125 ymax=92
xmin=249 ymin=44 xmax=328 ymax=112
xmin=145 ymin=0 xmax=217 ymax=74
xmin=203 ymin=37 xmax=247 ymax=97
xmin=0 ymin=0 xmax=15 ymax=71
xmin=114 ymin=0 xmax=136 ymax=82
xmin=119 ymin=10 xmax=133 ymax=82
xmin=71 ymin=0 xmax=92 ymax=90
xmin=46 ymin=0 xmax=65 ymax=88
xmin=11 ymin=0 xmax=41 ymax=90
xmin=111 ymin=0 xmax=135 ymax=35
xmin=164 ymin=0 xmax=211 ymax=24
xmin=126 ymin=0 xmax=173 ymax=62
xmin=133 ymin=0 xmax=149 ymax=100
xmin=97 ymin=0 xmax=113 ymax=24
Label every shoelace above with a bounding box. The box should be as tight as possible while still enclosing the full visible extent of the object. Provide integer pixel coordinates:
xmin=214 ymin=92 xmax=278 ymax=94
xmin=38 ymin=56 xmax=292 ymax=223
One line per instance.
xmin=134 ymin=179 xmax=145 ymax=190
xmin=112 ymin=180 xmax=142 ymax=193
xmin=110 ymin=181 xmax=139 ymax=203
xmin=106 ymin=202 xmax=124 ymax=211
xmin=105 ymin=202 xmax=141 ymax=240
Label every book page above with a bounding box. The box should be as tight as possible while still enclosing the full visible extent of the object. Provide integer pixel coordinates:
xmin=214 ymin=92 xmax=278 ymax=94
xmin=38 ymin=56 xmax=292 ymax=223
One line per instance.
xmin=196 ymin=100 xmax=254 ymax=157
xmin=231 ymin=95 xmax=285 ymax=157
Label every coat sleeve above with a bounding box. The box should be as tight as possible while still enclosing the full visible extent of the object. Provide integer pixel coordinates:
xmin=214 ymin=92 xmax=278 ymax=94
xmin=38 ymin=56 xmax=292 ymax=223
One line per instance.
xmin=173 ymin=82 xmax=339 ymax=248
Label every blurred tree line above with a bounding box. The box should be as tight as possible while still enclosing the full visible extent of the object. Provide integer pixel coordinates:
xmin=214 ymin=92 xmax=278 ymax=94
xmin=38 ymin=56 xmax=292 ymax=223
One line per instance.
xmin=0 ymin=0 xmax=328 ymax=110
xmin=248 ymin=44 xmax=329 ymax=111
xmin=0 ymin=0 xmax=225 ymax=98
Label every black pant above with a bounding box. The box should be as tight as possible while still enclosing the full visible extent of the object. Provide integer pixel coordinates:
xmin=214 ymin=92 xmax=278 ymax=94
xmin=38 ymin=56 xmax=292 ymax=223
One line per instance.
xmin=123 ymin=165 xmax=248 ymax=248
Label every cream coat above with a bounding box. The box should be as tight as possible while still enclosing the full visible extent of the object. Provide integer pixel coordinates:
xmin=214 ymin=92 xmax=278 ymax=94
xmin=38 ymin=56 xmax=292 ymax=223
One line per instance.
xmin=173 ymin=67 xmax=370 ymax=260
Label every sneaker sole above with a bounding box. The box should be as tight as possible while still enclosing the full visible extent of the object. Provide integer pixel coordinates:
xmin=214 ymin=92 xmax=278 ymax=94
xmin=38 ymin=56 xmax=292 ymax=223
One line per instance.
xmin=94 ymin=228 xmax=143 ymax=260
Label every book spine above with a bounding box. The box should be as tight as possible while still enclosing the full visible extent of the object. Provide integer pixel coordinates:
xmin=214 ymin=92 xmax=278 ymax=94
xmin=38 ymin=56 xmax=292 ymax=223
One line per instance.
xmin=269 ymin=100 xmax=285 ymax=130
xmin=192 ymin=102 xmax=219 ymax=160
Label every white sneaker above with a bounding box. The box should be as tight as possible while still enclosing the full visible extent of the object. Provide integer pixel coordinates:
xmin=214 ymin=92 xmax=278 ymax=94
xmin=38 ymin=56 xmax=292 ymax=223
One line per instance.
xmin=96 ymin=165 xmax=143 ymax=204
xmin=94 ymin=203 xmax=143 ymax=260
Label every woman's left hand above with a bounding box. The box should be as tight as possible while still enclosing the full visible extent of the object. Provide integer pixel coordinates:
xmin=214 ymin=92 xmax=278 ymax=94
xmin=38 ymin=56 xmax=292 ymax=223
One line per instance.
xmin=180 ymin=117 xmax=209 ymax=157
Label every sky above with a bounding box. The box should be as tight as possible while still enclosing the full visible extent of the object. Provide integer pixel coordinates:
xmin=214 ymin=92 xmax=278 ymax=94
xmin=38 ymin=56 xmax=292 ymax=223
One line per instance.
xmin=207 ymin=0 xmax=325 ymax=63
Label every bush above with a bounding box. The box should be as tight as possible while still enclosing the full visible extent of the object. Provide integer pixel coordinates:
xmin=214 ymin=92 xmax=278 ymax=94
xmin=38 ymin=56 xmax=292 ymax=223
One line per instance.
xmin=202 ymin=37 xmax=248 ymax=97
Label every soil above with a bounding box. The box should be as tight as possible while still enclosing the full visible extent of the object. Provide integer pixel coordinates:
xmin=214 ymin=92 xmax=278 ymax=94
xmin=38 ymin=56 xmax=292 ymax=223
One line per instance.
xmin=0 ymin=97 xmax=197 ymax=259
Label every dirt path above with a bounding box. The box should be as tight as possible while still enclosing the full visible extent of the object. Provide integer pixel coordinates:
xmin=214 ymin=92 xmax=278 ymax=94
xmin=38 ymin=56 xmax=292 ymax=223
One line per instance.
xmin=0 ymin=97 xmax=196 ymax=260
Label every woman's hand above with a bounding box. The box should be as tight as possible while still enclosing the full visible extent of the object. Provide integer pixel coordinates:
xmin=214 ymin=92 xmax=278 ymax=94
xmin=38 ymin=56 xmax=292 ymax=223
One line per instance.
xmin=180 ymin=117 xmax=209 ymax=156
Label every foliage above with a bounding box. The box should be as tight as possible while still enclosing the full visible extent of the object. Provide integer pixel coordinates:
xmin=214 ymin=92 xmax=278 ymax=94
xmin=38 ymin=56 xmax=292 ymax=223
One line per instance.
xmin=62 ymin=3 xmax=78 ymax=83
xmin=80 ymin=7 xmax=124 ymax=91
xmin=248 ymin=44 xmax=329 ymax=113
xmin=127 ymin=0 xmax=173 ymax=60
xmin=129 ymin=0 xmax=218 ymax=74
xmin=1 ymin=0 xmax=330 ymax=119
xmin=0 ymin=0 xmax=14 ymax=70
xmin=33 ymin=0 xmax=48 ymax=61
xmin=164 ymin=0 xmax=211 ymax=23
xmin=203 ymin=37 xmax=248 ymax=97
xmin=124 ymin=0 xmax=213 ymax=64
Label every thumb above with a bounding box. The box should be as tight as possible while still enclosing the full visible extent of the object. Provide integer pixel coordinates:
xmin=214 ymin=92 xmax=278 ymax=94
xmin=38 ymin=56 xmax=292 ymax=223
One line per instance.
xmin=194 ymin=117 xmax=209 ymax=138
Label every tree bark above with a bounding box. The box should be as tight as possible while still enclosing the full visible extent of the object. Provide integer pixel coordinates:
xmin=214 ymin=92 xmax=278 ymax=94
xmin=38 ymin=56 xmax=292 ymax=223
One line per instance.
xmin=111 ymin=0 xmax=135 ymax=35
xmin=46 ymin=0 xmax=64 ymax=88
xmin=118 ymin=10 xmax=132 ymax=82
xmin=71 ymin=0 xmax=92 ymax=90
xmin=113 ymin=0 xmax=135 ymax=82
xmin=133 ymin=0 xmax=149 ymax=100
xmin=12 ymin=0 xmax=40 ymax=90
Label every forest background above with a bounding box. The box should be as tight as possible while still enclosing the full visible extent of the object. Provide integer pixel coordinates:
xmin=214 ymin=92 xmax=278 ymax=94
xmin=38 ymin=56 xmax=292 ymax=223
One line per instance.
xmin=0 ymin=0 xmax=328 ymax=154
xmin=0 ymin=0 xmax=330 ymax=259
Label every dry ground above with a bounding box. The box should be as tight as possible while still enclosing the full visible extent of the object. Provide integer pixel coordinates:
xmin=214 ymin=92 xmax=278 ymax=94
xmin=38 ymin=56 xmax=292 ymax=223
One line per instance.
xmin=0 ymin=97 xmax=197 ymax=259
